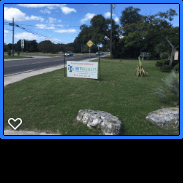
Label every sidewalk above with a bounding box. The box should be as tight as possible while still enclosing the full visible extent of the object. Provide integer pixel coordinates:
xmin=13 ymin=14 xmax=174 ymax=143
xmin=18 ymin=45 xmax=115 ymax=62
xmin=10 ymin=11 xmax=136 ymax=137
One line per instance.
xmin=4 ymin=55 xmax=56 ymax=61
xmin=4 ymin=54 xmax=108 ymax=136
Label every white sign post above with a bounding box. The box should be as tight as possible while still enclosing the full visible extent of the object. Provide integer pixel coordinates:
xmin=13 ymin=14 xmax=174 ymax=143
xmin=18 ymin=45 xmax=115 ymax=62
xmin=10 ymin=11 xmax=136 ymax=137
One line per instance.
xmin=21 ymin=40 xmax=24 ymax=55
xmin=67 ymin=61 xmax=98 ymax=79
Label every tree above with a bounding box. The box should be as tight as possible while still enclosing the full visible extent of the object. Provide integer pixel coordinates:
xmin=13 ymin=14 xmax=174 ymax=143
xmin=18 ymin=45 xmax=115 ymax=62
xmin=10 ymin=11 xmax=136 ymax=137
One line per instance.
xmin=118 ymin=8 xmax=179 ymax=64
xmin=4 ymin=43 xmax=9 ymax=52
xmin=90 ymin=15 xmax=109 ymax=47
xmin=73 ymin=15 xmax=120 ymax=55
xmin=29 ymin=40 xmax=39 ymax=52
xmin=120 ymin=6 xmax=143 ymax=36
xmin=38 ymin=40 xmax=54 ymax=53
xmin=65 ymin=46 xmax=75 ymax=53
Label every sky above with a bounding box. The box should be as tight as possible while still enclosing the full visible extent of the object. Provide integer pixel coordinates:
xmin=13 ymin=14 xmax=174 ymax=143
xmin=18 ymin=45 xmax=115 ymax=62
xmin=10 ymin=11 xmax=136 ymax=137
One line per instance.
xmin=4 ymin=3 xmax=179 ymax=45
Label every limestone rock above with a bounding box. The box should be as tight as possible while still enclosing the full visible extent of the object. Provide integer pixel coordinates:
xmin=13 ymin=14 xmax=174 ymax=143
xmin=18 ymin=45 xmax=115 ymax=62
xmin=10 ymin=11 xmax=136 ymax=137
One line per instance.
xmin=146 ymin=107 xmax=179 ymax=131
xmin=76 ymin=109 xmax=122 ymax=135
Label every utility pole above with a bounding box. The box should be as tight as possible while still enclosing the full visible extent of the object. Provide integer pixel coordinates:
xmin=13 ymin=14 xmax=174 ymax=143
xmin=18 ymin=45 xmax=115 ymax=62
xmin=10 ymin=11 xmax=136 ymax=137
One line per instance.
xmin=12 ymin=17 xmax=14 ymax=57
xmin=110 ymin=4 xmax=112 ymax=60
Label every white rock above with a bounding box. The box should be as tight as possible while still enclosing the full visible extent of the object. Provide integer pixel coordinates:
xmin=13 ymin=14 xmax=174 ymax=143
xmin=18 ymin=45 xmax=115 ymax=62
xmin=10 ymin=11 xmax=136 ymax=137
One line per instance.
xmin=146 ymin=107 xmax=179 ymax=131
xmin=76 ymin=109 xmax=122 ymax=135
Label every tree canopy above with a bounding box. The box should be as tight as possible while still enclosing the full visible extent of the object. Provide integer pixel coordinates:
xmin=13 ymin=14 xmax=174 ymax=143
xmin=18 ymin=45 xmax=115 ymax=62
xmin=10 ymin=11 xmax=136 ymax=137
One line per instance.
xmin=118 ymin=8 xmax=179 ymax=63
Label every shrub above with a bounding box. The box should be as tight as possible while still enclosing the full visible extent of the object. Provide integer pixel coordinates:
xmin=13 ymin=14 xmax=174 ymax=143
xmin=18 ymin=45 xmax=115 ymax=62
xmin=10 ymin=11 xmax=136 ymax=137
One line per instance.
xmin=156 ymin=59 xmax=179 ymax=69
xmin=160 ymin=65 xmax=173 ymax=72
xmin=160 ymin=52 xmax=170 ymax=60
xmin=155 ymin=60 xmax=166 ymax=67
xmin=163 ymin=60 xmax=170 ymax=65
xmin=153 ymin=70 xmax=179 ymax=105
xmin=135 ymin=57 xmax=148 ymax=77
xmin=8 ymin=50 xmax=11 ymax=56
xmin=173 ymin=63 xmax=179 ymax=73
xmin=172 ymin=60 xmax=179 ymax=68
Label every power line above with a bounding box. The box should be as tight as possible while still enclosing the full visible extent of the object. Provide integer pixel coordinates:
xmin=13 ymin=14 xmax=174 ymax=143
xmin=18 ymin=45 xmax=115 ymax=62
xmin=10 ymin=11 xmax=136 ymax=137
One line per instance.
xmin=16 ymin=24 xmax=64 ymax=44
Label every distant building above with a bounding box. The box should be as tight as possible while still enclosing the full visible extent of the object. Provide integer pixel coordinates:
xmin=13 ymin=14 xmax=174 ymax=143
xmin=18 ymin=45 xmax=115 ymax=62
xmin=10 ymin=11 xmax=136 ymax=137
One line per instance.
xmin=174 ymin=51 xmax=179 ymax=60
xmin=140 ymin=52 xmax=150 ymax=59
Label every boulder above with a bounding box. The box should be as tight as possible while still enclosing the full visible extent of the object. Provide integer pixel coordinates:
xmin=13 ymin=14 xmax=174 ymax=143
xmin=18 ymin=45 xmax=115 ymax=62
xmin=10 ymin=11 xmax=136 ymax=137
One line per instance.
xmin=76 ymin=109 xmax=122 ymax=135
xmin=146 ymin=107 xmax=179 ymax=131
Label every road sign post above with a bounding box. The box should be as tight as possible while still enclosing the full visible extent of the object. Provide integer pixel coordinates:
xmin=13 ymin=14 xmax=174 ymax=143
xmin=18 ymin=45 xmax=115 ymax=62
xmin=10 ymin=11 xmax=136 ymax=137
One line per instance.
xmin=86 ymin=40 xmax=93 ymax=62
xmin=21 ymin=40 xmax=24 ymax=56
xmin=89 ymin=47 xmax=91 ymax=62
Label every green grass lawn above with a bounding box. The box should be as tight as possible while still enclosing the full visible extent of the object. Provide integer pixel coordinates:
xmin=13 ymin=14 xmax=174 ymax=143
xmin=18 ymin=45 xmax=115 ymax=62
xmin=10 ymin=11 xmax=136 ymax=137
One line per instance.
xmin=4 ymin=57 xmax=179 ymax=135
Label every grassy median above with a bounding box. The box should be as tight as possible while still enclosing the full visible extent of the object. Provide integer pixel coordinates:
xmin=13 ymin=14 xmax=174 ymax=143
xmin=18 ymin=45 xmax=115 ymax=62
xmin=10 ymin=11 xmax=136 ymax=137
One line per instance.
xmin=4 ymin=57 xmax=179 ymax=135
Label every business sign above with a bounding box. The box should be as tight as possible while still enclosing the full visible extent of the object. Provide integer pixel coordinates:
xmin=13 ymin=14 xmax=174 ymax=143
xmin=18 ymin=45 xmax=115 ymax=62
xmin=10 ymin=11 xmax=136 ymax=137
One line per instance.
xmin=67 ymin=61 xmax=98 ymax=79
xmin=21 ymin=40 xmax=24 ymax=49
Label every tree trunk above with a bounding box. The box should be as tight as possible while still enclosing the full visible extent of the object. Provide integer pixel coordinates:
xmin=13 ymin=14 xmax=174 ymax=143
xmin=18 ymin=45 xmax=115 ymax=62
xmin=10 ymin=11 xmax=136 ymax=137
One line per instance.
xmin=169 ymin=47 xmax=176 ymax=66
xmin=165 ymin=36 xmax=178 ymax=66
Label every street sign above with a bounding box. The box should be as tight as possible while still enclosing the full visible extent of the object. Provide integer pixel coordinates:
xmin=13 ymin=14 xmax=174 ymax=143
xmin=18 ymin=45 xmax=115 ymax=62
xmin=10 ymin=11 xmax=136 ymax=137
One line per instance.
xmin=21 ymin=40 xmax=24 ymax=48
xmin=87 ymin=40 xmax=93 ymax=47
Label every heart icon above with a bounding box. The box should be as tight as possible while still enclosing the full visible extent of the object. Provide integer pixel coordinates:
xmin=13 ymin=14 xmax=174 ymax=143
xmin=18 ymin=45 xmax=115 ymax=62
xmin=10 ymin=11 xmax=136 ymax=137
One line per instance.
xmin=8 ymin=118 xmax=22 ymax=130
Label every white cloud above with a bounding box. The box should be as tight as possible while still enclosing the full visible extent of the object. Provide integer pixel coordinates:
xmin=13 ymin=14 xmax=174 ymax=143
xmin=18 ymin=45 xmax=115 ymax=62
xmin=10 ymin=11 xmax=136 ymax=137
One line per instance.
xmin=40 ymin=9 xmax=51 ymax=14
xmin=81 ymin=13 xmax=95 ymax=23
xmin=4 ymin=7 xmax=26 ymax=21
xmin=47 ymin=17 xmax=57 ymax=24
xmin=61 ymin=6 xmax=77 ymax=14
xmin=15 ymin=32 xmax=44 ymax=41
xmin=4 ymin=30 xmax=9 ymax=38
xmin=36 ymin=24 xmax=55 ymax=30
xmin=54 ymin=29 xmax=77 ymax=33
xmin=46 ymin=38 xmax=62 ymax=43
xmin=17 ymin=4 xmax=66 ymax=8
xmin=25 ymin=15 xmax=44 ymax=22
xmin=58 ymin=20 xmax=62 ymax=22
xmin=114 ymin=17 xmax=119 ymax=22
xmin=104 ymin=12 xmax=115 ymax=18
xmin=57 ymin=24 xmax=64 ymax=27
xmin=14 ymin=32 xmax=63 ymax=43
xmin=4 ymin=30 xmax=9 ymax=34
xmin=4 ymin=7 xmax=44 ymax=22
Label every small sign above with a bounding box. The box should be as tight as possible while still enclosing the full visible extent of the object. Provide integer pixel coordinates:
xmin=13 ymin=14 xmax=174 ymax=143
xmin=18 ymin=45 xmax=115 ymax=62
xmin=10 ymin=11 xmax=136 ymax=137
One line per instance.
xmin=87 ymin=40 xmax=93 ymax=47
xmin=67 ymin=61 xmax=98 ymax=79
xmin=21 ymin=40 xmax=24 ymax=49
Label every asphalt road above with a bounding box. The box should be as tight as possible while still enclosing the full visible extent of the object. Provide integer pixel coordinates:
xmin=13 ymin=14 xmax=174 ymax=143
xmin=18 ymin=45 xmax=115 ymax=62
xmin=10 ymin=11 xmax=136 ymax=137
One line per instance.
xmin=4 ymin=53 xmax=105 ymax=76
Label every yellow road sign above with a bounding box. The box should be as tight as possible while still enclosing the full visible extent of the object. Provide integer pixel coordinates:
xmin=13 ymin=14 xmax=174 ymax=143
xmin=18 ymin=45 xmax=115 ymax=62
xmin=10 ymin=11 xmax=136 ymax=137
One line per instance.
xmin=87 ymin=40 xmax=93 ymax=47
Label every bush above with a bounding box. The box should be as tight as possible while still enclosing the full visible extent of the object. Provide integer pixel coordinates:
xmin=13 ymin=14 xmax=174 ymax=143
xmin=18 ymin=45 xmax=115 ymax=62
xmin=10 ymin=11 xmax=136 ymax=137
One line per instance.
xmin=8 ymin=50 xmax=11 ymax=56
xmin=163 ymin=60 xmax=170 ymax=65
xmin=172 ymin=60 xmax=179 ymax=68
xmin=160 ymin=52 xmax=170 ymax=60
xmin=153 ymin=70 xmax=179 ymax=105
xmin=155 ymin=60 xmax=166 ymax=67
xmin=173 ymin=63 xmax=179 ymax=73
xmin=160 ymin=65 xmax=173 ymax=72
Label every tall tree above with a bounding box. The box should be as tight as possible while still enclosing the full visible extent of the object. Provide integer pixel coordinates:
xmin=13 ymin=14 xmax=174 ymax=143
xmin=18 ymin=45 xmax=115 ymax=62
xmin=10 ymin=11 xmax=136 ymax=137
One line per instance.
xmin=120 ymin=6 xmax=143 ymax=36
xmin=118 ymin=8 xmax=179 ymax=64
xmin=38 ymin=40 xmax=54 ymax=53
xmin=90 ymin=15 xmax=108 ymax=46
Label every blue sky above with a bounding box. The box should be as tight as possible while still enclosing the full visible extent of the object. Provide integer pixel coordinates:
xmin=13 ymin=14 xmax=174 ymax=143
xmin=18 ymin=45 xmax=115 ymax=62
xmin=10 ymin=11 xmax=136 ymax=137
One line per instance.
xmin=4 ymin=3 xmax=179 ymax=45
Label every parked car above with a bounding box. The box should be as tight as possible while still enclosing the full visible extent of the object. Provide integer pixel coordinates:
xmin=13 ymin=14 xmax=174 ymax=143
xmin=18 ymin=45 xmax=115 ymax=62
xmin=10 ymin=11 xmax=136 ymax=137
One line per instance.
xmin=96 ymin=51 xmax=104 ymax=56
xmin=65 ymin=51 xmax=73 ymax=56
